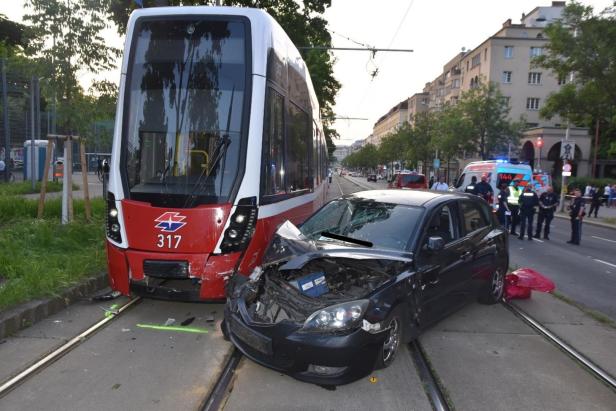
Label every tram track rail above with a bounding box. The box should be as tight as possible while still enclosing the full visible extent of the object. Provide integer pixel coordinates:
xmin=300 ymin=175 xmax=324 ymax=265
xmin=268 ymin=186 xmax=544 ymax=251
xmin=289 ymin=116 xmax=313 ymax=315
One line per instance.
xmin=409 ymin=340 xmax=452 ymax=411
xmin=0 ymin=296 xmax=142 ymax=398
xmin=502 ymin=300 xmax=616 ymax=392
xmin=200 ymin=348 xmax=243 ymax=411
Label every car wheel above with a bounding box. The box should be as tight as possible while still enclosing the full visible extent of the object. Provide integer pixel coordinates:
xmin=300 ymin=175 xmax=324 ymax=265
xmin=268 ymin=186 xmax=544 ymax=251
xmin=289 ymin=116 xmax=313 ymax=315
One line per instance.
xmin=376 ymin=314 xmax=402 ymax=369
xmin=478 ymin=266 xmax=505 ymax=305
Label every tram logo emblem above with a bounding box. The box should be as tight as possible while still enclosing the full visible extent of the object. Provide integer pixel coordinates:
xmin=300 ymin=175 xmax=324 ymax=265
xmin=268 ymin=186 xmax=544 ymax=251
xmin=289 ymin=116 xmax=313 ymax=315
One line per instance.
xmin=155 ymin=212 xmax=187 ymax=233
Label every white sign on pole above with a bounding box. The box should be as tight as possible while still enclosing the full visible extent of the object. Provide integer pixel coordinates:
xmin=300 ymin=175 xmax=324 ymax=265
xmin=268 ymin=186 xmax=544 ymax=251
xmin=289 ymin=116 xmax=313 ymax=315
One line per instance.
xmin=562 ymin=171 xmax=572 ymax=177
xmin=562 ymin=163 xmax=572 ymax=172
xmin=560 ymin=140 xmax=576 ymax=160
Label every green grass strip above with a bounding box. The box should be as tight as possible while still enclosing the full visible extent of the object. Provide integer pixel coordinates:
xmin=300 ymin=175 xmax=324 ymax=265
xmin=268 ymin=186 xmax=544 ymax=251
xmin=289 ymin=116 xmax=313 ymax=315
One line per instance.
xmin=136 ymin=323 xmax=210 ymax=334
xmin=0 ymin=181 xmax=76 ymax=196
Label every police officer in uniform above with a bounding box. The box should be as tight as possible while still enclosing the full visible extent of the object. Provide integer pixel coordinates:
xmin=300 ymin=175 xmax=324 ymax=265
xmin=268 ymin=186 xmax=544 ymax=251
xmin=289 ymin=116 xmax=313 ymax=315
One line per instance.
xmin=518 ymin=185 xmax=539 ymax=240
xmin=507 ymin=180 xmax=522 ymax=235
xmin=567 ymin=188 xmax=585 ymax=245
xmin=534 ymin=186 xmax=559 ymax=240
xmin=465 ymin=176 xmax=478 ymax=194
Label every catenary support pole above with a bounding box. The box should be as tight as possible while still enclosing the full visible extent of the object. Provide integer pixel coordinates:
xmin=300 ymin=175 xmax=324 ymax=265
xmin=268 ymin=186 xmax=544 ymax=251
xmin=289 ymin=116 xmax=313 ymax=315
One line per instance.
xmin=80 ymin=140 xmax=91 ymax=220
xmin=30 ymin=76 xmax=35 ymax=190
xmin=2 ymin=59 xmax=10 ymax=183
xmin=38 ymin=138 xmax=53 ymax=218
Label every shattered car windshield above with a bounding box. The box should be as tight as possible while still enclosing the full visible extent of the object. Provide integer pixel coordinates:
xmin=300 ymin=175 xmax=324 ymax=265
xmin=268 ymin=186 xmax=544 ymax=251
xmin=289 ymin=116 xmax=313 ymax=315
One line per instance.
xmin=299 ymin=198 xmax=424 ymax=251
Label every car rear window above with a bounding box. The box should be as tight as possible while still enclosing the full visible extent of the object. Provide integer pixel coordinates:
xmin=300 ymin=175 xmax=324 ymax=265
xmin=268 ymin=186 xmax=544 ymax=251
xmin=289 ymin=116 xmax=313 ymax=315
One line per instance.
xmin=401 ymin=174 xmax=425 ymax=185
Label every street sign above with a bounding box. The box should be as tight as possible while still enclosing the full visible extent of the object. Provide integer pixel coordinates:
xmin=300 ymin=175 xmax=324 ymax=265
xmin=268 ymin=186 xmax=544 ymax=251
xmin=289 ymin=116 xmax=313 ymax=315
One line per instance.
xmin=433 ymin=158 xmax=440 ymax=169
xmin=560 ymin=140 xmax=576 ymax=160
xmin=562 ymin=163 xmax=572 ymax=172
xmin=562 ymin=171 xmax=572 ymax=177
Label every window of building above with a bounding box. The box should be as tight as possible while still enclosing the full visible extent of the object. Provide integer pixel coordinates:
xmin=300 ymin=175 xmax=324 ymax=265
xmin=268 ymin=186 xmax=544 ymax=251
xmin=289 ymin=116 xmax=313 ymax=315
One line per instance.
xmin=484 ymin=48 xmax=488 ymax=61
xmin=526 ymin=98 xmax=540 ymax=110
xmin=471 ymin=54 xmax=481 ymax=68
xmin=558 ymin=73 xmax=568 ymax=85
xmin=502 ymin=71 xmax=512 ymax=83
xmin=501 ymin=96 xmax=511 ymax=106
xmin=504 ymin=46 xmax=514 ymax=59
xmin=528 ymin=72 xmax=542 ymax=84
xmin=452 ymin=78 xmax=460 ymax=88
xmin=530 ymin=47 xmax=543 ymax=57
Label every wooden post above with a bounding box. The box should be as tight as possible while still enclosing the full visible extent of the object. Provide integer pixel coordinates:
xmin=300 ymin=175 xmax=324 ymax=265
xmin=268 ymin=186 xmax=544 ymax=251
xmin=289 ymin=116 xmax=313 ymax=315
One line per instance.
xmin=80 ymin=140 xmax=91 ymax=221
xmin=67 ymin=138 xmax=74 ymax=222
xmin=37 ymin=139 xmax=53 ymax=218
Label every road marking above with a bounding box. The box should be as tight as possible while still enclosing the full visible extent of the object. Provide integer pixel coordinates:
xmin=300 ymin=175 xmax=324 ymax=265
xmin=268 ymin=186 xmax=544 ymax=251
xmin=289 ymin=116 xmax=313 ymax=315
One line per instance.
xmin=592 ymin=235 xmax=616 ymax=244
xmin=335 ymin=177 xmax=344 ymax=195
xmin=593 ymin=259 xmax=616 ymax=269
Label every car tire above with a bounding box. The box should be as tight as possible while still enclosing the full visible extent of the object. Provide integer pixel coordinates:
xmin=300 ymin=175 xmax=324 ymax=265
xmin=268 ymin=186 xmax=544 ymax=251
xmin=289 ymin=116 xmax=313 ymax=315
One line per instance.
xmin=478 ymin=265 xmax=506 ymax=305
xmin=375 ymin=311 xmax=403 ymax=369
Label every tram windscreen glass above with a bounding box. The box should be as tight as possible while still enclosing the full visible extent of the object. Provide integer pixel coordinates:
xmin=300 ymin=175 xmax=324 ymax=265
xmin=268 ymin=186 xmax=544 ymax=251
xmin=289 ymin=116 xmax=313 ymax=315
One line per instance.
xmin=123 ymin=18 xmax=248 ymax=204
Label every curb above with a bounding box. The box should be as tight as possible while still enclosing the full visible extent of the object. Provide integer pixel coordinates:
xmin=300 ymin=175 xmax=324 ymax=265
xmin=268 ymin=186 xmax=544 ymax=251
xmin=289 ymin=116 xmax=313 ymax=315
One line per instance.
xmin=0 ymin=272 xmax=109 ymax=340
xmin=553 ymin=213 xmax=616 ymax=231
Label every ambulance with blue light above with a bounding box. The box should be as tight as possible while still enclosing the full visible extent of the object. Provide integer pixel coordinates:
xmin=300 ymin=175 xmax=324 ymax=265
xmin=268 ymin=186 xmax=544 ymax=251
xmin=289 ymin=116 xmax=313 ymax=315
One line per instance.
xmin=454 ymin=160 xmax=534 ymax=209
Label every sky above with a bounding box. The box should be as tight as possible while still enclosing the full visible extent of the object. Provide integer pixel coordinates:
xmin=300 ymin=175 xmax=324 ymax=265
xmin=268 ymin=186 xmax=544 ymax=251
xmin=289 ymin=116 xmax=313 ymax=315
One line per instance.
xmin=1 ymin=0 xmax=612 ymax=147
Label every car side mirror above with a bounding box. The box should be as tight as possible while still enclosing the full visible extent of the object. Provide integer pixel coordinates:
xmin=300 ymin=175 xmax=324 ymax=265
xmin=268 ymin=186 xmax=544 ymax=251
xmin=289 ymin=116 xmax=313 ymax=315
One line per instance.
xmin=427 ymin=236 xmax=445 ymax=252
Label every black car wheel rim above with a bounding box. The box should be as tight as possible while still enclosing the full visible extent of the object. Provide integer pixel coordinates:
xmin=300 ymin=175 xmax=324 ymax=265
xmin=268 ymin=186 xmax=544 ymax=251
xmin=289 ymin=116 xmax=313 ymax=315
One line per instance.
xmin=491 ymin=268 xmax=505 ymax=299
xmin=382 ymin=317 xmax=400 ymax=365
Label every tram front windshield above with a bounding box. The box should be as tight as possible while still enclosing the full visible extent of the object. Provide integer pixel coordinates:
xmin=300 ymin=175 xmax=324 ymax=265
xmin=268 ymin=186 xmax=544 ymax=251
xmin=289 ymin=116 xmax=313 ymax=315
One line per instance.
xmin=122 ymin=17 xmax=248 ymax=206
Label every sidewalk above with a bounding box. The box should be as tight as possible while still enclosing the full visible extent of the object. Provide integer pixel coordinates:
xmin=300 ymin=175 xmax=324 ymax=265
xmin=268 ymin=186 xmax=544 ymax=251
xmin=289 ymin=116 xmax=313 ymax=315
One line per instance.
xmin=555 ymin=199 xmax=616 ymax=230
xmin=22 ymin=172 xmax=105 ymax=201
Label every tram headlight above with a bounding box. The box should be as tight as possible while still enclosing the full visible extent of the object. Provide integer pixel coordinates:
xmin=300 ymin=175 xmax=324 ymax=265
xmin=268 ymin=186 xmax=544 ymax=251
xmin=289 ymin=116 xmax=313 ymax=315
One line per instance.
xmin=106 ymin=192 xmax=122 ymax=243
xmin=220 ymin=197 xmax=258 ymax=254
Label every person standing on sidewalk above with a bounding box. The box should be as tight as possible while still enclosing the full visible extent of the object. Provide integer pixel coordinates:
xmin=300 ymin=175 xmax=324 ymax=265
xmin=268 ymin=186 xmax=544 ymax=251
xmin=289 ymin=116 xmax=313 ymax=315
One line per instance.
xmin=535 ymin=185 xmax=559 ymax=240
xmin=465 ymin=176 xmax=478 ymax=194
xmin=588 ymin=186 xmax=602 ymax=218
xmin=431 ymin=176 xmax=449 ymax=191
xmin=507 ymin=180 xmax=522 ymax=235
xmin=603 ymin=183 xmax=611 ymax=207
xmin=518 ymin=185 xmax=539 ymax=241
xmin=474 ymin=174 xmax=494 ymax=202
xmin=567 ymin=188 xmax=585 ymax=245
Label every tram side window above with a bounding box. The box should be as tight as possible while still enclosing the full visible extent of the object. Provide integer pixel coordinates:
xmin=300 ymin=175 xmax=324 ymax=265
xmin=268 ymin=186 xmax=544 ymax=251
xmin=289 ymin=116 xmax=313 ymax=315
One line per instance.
xmin=287 ymin=103 xmax=312 ymax=192
xmin=261 ymin=88 xmax=285 ymax=197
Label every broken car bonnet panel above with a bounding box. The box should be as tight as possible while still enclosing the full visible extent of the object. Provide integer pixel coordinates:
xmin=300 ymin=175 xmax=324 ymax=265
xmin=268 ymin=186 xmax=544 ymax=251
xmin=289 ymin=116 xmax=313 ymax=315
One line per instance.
xmin=243 ymin=256 xmax=409 ymax=324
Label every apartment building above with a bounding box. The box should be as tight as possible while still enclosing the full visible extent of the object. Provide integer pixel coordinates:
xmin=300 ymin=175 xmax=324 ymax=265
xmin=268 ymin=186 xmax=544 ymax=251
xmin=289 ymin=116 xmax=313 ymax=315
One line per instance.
xmin=371 ymin=100 xmax=408 ymax=146
xmin=371 ymin=1 xmax=591 ymax=177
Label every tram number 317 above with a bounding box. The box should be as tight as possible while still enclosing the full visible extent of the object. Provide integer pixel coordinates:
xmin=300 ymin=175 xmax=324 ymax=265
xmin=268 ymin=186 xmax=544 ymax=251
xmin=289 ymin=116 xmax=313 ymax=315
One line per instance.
xmin=157 ymin=234 xmax=182 ymax=249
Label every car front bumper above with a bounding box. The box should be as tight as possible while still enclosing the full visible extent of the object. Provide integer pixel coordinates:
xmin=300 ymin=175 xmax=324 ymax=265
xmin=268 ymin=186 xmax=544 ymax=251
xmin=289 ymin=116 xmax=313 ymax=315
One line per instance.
xmin=223 ymin=298 xmax=388 ymax=386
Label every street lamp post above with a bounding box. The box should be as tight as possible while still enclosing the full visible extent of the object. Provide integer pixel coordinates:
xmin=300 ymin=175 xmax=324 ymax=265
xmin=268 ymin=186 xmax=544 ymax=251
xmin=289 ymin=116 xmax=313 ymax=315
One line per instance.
xmin=536 ymin=136 xmax=544 ymax=171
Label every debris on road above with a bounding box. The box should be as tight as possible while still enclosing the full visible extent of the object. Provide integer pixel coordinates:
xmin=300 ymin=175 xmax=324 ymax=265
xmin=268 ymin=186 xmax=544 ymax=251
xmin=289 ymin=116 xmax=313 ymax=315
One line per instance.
xmin=164 ymin=318 xmax=176 ymax=326
xmin=181 ymin=317 xmax=196 ymax=326
xmin=136 ymin=323 xmax=209 ymax=334
xmin=505 ymin=268 xmax=555 ymax=300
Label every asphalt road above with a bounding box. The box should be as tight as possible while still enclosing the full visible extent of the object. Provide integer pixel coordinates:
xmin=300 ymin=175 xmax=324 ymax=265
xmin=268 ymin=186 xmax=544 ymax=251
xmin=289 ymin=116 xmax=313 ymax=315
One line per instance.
xmin=342 ymin=175 xmax=616 ymax=322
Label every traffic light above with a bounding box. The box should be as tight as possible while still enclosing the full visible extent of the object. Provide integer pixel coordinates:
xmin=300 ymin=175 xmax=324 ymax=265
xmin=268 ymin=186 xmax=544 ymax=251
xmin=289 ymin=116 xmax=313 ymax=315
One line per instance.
xmin=536 ymin=137 xmax=544 ymax=148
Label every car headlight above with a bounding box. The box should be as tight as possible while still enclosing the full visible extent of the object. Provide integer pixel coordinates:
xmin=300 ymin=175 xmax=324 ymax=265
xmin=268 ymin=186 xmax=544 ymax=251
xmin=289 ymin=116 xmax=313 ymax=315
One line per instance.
xmin=302 ymin=300 xmax=369 ymax=332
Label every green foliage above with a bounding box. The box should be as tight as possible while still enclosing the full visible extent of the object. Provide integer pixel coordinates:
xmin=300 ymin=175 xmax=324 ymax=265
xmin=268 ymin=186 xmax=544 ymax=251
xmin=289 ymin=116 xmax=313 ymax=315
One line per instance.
xmin=455 ymin=81 xmax=521 ymax=160
xmin=0 ymin=215 xmax=106 ymax=310
xmin=567 ymin=176 xmax=615 ymax=193
xmin=535 ymin=1 xmax=616 ymax=159
xmin=0 ymin=14 xmax=28 ymax=55
xmin=0 ymin=196 xmax=105 ymax=224
xmin=24 ymin=0 xmax=121 ymax=131
xmin=0 ymin=180 xmax=65 ymax=196
xmin=106 ymin=0 xmax=340 ymax=153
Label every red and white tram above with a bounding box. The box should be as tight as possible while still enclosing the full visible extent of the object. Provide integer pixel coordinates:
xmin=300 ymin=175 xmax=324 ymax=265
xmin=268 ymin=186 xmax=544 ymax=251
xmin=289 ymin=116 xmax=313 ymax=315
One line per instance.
xmin=105 ymin=6 xmax=328 ymax=301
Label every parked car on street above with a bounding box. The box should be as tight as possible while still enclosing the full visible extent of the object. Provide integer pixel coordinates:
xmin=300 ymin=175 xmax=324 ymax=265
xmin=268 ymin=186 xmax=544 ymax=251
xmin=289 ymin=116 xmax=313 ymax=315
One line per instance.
xmin=388 ymin=172 xmax=428 ymax=189
xmin=367 ymin=174 xmax=377 ymax=182
xmin=224 ymin=190 xmax=508 ymax=386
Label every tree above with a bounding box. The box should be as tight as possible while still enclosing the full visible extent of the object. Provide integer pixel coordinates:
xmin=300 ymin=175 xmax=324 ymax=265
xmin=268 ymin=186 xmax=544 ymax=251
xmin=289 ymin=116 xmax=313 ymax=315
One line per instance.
xmin=24 ymin=0 xmax=121 ymax=131
xmin=455 ymin=81 xmax=519 ymax=160
xmin=0 ymin=14 xmax=27 ymax=56
xmin=534 ymin=1 xmax=616 ymax=163
xmin=107 ymin=0 xmax=340 ymax=155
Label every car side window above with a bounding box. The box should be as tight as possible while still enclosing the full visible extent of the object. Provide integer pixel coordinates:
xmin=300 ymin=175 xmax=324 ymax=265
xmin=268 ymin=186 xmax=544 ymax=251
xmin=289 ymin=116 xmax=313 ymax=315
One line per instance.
xmin=424 ymin=204 xmax=458 ymax=245
xmin=459 ymin=200 xmax=489 ymax=234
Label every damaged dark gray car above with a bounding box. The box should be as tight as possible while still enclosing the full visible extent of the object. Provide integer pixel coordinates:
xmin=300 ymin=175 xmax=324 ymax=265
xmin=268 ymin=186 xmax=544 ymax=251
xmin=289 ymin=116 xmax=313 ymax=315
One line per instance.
xmin=223 ymin=190 xmax=508 ymax=385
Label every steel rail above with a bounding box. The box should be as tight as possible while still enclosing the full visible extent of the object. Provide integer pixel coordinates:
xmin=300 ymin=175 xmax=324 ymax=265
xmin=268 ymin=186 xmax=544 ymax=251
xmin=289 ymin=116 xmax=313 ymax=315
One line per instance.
xmin=0 ymin=297 xmax=142 ymax=397
xmin=200 ymin=348 xmax=243 ymax=411
xmin=503 ymin=301 xmax=616 ymax=391
xmin=409 ymin=341 xmax=451 ymax=411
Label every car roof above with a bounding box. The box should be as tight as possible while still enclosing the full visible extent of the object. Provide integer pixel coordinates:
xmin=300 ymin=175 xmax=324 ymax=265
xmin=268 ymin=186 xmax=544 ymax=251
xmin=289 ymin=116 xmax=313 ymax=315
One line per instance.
xmin=346 ymin=189 xmax=477 ymax=207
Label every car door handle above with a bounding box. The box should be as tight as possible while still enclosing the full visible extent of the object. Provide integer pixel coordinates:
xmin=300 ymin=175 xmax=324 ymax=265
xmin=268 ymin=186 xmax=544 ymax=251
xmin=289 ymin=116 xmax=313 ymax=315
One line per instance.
xmin=461 ymin=251 xmax=473 ymax=261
